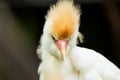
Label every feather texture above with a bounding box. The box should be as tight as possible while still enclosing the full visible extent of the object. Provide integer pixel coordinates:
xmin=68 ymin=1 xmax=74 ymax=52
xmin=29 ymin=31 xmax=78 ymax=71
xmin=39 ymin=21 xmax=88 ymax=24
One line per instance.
xmin=37 ymin=0 xmax=120 ymax=80
xmin=46 ymin=0 xmax=81 ymax=39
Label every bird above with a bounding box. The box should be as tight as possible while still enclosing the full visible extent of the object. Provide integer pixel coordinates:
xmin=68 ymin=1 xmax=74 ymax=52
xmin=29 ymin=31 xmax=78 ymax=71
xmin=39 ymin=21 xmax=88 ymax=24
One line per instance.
xmin=37 ymin=0 xmax=120 ymax=80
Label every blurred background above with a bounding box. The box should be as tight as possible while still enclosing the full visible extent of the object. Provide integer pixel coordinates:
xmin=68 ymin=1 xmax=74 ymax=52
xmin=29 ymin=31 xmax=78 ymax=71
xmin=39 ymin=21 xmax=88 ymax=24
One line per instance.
xmin=0 ymin=0 xmax=120 ymax=80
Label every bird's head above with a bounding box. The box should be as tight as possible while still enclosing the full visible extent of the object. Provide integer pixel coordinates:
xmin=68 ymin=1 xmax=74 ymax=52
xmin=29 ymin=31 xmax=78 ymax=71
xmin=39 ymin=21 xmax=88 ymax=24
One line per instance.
xmin=41 ymin=0 xmax=83 ymax=60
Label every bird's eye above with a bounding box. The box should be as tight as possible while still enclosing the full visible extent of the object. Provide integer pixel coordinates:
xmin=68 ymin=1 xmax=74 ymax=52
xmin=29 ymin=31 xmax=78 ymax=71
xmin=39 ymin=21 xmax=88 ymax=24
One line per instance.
xmin=69 ymin=38 xmax=71 ymax=41
xmin=68 ymin=38 xmax=71 ymax=42
xmin=51 ymin=36 xmax=56 ymax=41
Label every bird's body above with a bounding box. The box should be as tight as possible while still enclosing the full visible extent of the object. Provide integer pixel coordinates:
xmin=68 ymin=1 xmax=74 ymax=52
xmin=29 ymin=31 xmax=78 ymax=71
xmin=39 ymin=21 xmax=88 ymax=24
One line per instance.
xmin=37 ymin=0 xmax=120 ymax=80
xmin=38 ymin=46 xmax=120 ymax=80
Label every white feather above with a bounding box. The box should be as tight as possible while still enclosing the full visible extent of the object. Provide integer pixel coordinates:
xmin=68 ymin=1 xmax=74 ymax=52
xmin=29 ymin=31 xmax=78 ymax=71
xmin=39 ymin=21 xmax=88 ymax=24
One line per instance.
xmin=37 ymin=0 xmax=120 ymax=80
xmin=37 ymin=45 xmax=120 ymax=80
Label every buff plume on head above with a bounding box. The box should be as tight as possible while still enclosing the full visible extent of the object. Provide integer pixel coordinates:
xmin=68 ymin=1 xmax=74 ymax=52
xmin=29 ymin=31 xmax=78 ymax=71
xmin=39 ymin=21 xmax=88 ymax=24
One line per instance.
xmin=41 ymin=0 xmax=83 ymax=60
xmin=45 ymin=0 xmax=82 ymax=40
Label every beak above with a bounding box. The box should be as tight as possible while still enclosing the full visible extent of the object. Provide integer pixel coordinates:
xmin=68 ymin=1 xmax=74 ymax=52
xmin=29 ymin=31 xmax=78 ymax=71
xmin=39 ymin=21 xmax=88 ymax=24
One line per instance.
xmin=55 ymin=40 xmax=67 ymax=60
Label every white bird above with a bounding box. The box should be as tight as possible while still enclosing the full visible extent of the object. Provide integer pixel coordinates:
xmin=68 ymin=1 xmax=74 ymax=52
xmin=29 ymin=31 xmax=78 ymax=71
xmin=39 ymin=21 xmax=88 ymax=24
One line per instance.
xmin=37 ymin=0 xmax=120 ymax=80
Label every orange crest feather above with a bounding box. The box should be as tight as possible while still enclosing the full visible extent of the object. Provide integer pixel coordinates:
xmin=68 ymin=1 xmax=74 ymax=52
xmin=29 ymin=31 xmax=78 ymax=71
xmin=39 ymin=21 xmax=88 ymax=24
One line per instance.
xmin=46 ymin=0 xmax=81 ymax=40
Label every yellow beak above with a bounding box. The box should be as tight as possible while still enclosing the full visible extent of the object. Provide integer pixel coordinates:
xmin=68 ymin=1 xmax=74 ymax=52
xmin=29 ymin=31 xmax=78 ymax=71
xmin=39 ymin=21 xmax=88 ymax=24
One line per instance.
xmin=61 ymin=48 xmax=66 ymax=60
xmin=55 ymin=40 xmax=67 ymax=60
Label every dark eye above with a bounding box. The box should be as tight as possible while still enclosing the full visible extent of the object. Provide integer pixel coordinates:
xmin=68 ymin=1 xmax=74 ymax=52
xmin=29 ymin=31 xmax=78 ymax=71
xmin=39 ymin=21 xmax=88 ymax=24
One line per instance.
xmin=67 ymin=38 xmax=71 ymax=43
xmin=51 ymin=36 xmax=56 ymax=41
xmin=68 ymin=38 xmax=71 ymax=41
